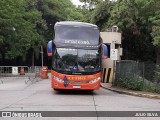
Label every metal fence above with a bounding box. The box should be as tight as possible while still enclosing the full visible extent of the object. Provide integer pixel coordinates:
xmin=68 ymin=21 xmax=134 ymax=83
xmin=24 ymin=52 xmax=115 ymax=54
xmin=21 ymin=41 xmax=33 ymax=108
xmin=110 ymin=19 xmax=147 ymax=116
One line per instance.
xmin=0 ymin=66 xmax=42 ymax=84
xmin=114 ymin=61 xmax=160 ymax=94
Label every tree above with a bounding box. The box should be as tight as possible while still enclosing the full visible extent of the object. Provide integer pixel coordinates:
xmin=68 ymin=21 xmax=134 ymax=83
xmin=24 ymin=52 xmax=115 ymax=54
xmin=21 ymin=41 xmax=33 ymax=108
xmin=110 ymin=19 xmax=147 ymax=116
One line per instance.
xmin=91 ymin=0 xmax=114 ymax=30
xmin=151 ymin=1 xmax=160 ymax=64
xmin=58 ymin=0 xmax=83 ymax=21
xmin=25 ymin=0 xmax=48 ymax=65
xmin=0 ymin=0 xmax=84 ymax=66
xmin=34 ymin=0 xmax=83 ymax=38
xmin=105 ymin=0 xmax=156 ymax=62
xmin=0 ymin=0 xmax=41 ymax=64
xmin=80 ymin=0 xmax=103 ymax=9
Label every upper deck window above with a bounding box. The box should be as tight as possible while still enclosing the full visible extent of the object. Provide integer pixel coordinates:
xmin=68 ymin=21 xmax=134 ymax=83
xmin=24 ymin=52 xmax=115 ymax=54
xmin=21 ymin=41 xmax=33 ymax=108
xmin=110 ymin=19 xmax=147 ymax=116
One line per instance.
xmin=55 ymin=26 xmax=99 ymax=46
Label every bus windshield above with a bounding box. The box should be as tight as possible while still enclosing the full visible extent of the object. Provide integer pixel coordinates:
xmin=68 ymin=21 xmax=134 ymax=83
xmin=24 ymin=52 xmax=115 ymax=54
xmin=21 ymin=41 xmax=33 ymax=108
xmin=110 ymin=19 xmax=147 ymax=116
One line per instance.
xmin=53 ymin=48 xmax=101 ymax=75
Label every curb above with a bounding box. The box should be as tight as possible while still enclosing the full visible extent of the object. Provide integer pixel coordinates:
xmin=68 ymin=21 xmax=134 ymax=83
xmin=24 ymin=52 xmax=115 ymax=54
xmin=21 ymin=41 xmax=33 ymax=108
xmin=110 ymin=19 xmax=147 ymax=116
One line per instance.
xmin=100 ymin=84 xmax=160 ymax=99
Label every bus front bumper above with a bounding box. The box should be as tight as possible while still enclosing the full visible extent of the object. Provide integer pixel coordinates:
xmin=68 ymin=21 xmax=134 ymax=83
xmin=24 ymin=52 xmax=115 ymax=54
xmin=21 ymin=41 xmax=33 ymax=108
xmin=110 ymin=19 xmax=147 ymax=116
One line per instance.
xmin=51 ymin=79 xmax=100 ymax=90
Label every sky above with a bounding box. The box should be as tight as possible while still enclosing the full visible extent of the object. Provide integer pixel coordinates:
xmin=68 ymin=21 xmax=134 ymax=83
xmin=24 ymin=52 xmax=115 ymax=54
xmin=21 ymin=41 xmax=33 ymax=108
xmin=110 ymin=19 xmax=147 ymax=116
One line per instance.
xmin=71 ymin=0 xmax=116 ymax=6
xmin=71 ymin=0 xmax=84 ymax=6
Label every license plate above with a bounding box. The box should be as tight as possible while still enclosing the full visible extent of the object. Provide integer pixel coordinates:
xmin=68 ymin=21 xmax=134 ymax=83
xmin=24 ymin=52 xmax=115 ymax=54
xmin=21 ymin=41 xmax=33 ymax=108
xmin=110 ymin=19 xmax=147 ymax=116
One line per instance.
xmin=73 ymin=86 xmax=81 ymax=89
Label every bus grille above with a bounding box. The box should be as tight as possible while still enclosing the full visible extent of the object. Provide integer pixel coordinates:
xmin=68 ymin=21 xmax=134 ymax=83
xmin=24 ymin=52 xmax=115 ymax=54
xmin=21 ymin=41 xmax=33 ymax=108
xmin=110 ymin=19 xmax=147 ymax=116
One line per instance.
xmin=69 ymin=81 xmax=89 ymax=84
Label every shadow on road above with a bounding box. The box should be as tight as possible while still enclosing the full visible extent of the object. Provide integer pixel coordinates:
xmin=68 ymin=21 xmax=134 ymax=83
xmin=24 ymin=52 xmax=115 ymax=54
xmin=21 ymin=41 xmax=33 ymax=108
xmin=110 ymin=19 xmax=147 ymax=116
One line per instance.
xmin=53 ymin=89 xmax=97 ymax=95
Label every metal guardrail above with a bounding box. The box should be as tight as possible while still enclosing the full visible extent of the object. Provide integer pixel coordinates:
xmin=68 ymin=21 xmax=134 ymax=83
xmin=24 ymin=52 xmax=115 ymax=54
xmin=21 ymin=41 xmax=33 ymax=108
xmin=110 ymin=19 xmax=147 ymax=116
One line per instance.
xmin=0 ymin=66 xmax=42 ymax=84
xmin=25 ymin=66 xmax=42 ymax=84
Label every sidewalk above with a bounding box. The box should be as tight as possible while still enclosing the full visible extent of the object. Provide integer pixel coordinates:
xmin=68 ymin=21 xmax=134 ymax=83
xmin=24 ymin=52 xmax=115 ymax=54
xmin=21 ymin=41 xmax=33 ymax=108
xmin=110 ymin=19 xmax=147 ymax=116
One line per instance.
xmin=101 ymin=83 xmax=160 ymax=99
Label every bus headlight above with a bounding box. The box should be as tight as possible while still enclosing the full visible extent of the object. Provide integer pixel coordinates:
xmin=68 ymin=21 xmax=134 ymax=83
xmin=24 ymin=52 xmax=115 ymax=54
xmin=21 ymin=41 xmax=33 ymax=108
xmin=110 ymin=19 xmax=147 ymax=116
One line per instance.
xmin=53 ymin=76 xmax=64 ymax=83
xmin=89 ymin=77 xmax=100 ymax=84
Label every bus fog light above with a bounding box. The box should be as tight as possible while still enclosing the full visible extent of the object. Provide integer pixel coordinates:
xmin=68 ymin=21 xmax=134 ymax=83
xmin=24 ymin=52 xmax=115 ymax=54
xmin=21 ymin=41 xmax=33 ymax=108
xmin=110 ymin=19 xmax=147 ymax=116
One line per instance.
xmin=94 ymin=84 xmax=98 ymax=87
xmin=89 ymin=77 xmax=100 ymax=84
xmin=54 ymin=83 xmax=58 ymax=86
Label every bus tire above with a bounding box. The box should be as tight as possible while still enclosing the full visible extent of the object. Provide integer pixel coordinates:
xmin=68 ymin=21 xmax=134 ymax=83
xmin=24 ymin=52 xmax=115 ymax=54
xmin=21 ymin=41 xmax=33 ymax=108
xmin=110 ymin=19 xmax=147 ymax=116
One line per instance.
xmin=53 ymin=88 xmax=58 ymax=91
xmin=88 ymin=90 xmax=94 ymax=92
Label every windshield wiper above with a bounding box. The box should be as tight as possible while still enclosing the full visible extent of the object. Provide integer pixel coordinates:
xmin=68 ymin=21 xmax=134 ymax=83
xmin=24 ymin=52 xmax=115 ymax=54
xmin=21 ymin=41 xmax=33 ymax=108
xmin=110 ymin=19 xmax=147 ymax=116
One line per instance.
xmin=72 ymin=72 xmax=82 ymax=75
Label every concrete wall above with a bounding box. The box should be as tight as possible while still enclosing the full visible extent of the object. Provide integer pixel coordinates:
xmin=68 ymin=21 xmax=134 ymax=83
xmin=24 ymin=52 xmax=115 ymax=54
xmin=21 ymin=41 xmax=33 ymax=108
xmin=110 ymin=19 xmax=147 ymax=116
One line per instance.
xmin=102 ymin=58 xmax=114 ymax=68
xmin=100 ymin=32 xmax=122 ymax=69
xmin=101 ymin=32 xmax=121 ymax=44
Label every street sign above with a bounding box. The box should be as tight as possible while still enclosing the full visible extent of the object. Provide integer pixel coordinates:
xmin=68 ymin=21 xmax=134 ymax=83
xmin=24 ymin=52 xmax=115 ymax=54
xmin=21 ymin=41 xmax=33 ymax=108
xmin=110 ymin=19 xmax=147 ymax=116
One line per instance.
xmin=110 ymin=49 xmax=118 ymax=60
xmin=12 ymin=67 xmax=18 ymax=75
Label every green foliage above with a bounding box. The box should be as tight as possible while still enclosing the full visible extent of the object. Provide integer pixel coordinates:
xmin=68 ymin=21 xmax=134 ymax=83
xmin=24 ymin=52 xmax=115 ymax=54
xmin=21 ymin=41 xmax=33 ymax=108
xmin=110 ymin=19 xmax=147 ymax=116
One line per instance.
xmin=153 ymin=65 xmax=160 ymax=84
xmin=77 ymin=0 xmax=105 ymax=23
xmin=114 ymin=75 xmax=143 ymax=91
xmin=63 ymin=0 xmax=83 ymax=21
xmin=114 ymin=62 xmax=160 ymax=93
xmin=103 ymin=0 xmax=156 ymax=61
xmin=151 ymin=10 xmax=160 ymax=46
xmin=79 ymin=0 xmax=103 ymax=9
xmin=0 ymin=0 xmax=160 ymax=65
xmin=0 ymin=0 xmax=41 ymax=59
xmin=0 ymin=0 xmax=83 ymax=65
xmin=114 ymin=75 xmax=160 ymax=93
xmin=143 ymin=83 xmax=160 ymax=94
xmin=91 ymin=1 xmax=114 ymax=30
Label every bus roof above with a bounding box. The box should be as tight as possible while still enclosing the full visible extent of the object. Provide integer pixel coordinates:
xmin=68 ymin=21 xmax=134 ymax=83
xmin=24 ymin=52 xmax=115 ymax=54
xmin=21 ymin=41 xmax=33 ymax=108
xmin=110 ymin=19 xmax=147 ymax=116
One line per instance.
xmin=55 ymin=21 xmax=98 ymax=29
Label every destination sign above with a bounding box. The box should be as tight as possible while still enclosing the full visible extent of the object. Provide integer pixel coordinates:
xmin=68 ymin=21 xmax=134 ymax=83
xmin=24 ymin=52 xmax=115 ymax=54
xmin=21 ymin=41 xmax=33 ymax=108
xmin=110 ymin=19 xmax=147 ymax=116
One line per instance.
xmin=64 ymin=40 xmax=90 ymax=45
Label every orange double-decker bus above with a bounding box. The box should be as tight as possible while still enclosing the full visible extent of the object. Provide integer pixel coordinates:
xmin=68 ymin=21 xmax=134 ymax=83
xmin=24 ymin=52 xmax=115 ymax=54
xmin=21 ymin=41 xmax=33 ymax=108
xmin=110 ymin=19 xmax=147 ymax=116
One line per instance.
xmin=47 ymin=21 xmax=108 ymax=90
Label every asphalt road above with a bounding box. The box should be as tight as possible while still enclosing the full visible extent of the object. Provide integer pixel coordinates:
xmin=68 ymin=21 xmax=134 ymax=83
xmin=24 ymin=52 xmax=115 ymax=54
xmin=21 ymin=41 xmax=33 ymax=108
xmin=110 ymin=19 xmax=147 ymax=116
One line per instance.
xmin=0 ymin=76 xmax=159 ymax=120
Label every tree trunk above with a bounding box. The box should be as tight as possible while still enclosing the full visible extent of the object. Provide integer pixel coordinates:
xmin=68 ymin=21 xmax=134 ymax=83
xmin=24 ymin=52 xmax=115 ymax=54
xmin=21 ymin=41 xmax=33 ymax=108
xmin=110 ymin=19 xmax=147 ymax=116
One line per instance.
xmin=32 ymin=50 xmax=34 ymax=66
xmin=156 ymin=47 xmax=160 ymax=65
xmin=0 ymin=52 xmax=5 ymax=66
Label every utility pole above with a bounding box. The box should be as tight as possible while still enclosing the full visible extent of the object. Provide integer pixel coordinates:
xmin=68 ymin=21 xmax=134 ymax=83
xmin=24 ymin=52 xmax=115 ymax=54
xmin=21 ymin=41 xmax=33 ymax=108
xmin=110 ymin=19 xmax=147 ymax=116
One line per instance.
xmin=32 ymin=49 xmax=34 ymax=66
xmin=40 ymin=46 xmax=43 ymax=67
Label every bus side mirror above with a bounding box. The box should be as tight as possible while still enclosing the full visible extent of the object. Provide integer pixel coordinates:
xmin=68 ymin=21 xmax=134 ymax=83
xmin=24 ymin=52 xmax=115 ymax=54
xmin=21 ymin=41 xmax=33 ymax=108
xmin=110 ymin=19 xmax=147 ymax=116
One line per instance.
xmin=47 ymin=40 xmax=52 ymax=56
xmin=102 ymin=44 xmax=108 ymax=59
